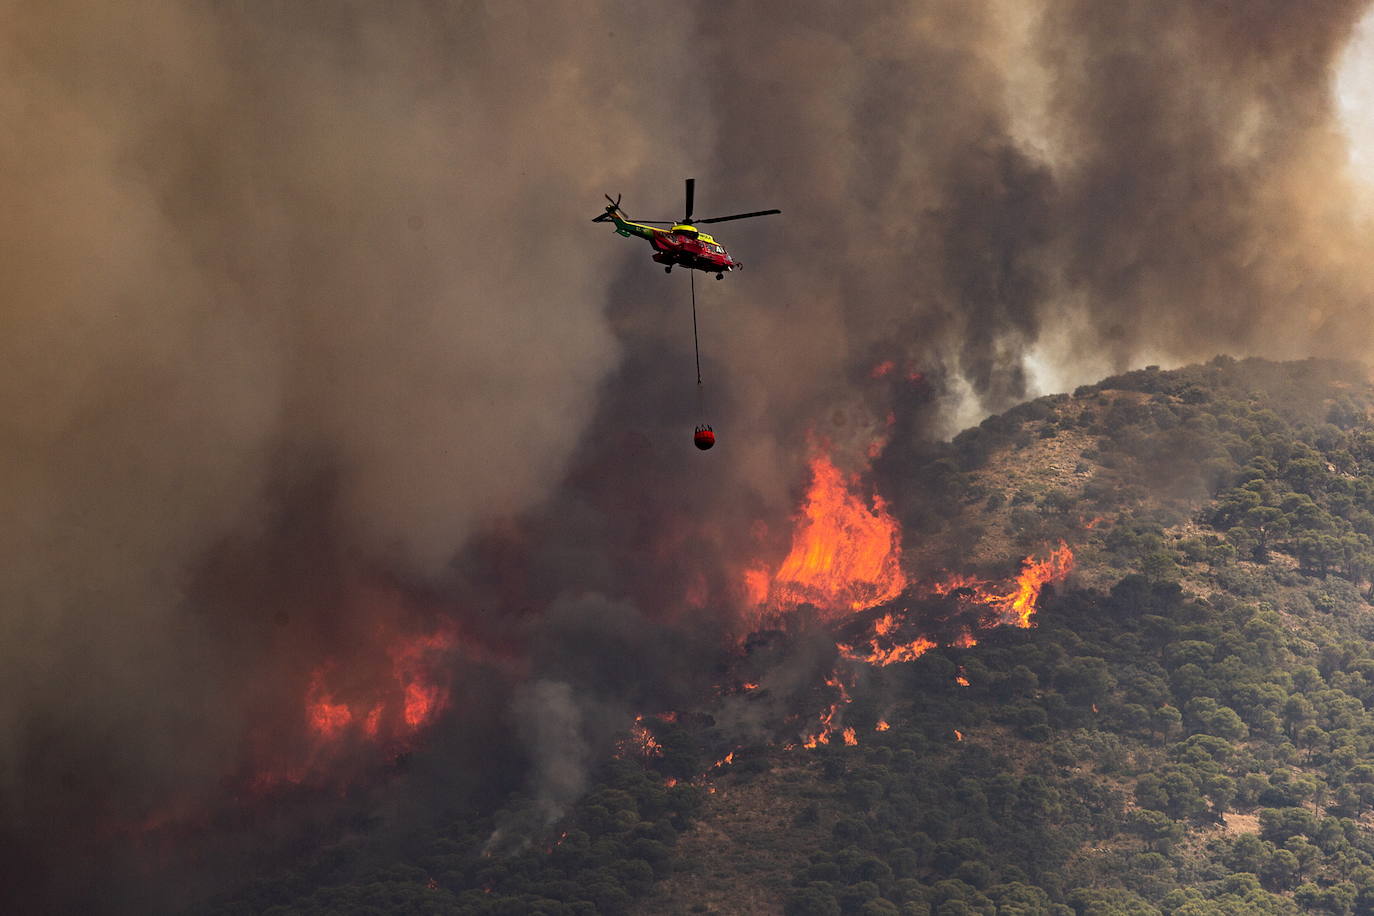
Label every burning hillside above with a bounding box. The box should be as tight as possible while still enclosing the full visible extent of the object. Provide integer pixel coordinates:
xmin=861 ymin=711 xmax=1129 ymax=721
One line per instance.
xmin=745 ymin=447 xmax=1074 ymax=653
xmin=105 ymin=358 xmax=1374 ymax=915
xmin=625 ymin=441 xmax=1078 ymax=755
xmin=110 ymin=432 xmax=1079 ymax=878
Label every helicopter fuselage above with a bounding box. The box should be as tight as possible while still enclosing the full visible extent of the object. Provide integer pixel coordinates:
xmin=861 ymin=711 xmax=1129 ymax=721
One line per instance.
xmin=605 ymin=212 xmax=741 ymax=275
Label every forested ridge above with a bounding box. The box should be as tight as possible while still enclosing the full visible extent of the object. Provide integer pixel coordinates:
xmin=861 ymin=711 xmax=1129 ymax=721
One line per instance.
xmin=202 ymin=357 xmax=1374 ymax=915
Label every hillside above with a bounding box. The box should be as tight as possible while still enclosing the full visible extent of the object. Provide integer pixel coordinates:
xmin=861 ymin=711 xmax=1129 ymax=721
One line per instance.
xmin=203 ymin=357 xmax=1374 ymax=915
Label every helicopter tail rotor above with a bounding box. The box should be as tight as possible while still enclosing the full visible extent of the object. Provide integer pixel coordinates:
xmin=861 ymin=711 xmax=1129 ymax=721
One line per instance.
xmin=591 ymin=193 xmax=622 ymax=222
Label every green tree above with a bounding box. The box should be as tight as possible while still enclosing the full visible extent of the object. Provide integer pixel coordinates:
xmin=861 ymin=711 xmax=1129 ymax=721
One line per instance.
xmin=784 ymin=887 xmax=842 ymax=916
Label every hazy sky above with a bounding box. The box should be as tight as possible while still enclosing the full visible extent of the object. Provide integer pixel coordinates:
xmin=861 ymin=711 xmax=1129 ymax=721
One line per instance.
xmin=1338 ymin=6 xmax=1374 ymax=174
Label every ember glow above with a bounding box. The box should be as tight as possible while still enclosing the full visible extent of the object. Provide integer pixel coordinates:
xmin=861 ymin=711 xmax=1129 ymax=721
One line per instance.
xmin=249 ymin=622 xmax=459 ymax=792
xmin=306 ymin=672 xmax=354 ymax=740
xmin=750 ymin=452 xmax=906 ymax=620
xmin=742 ymin=568 xmax=771 ymax=607
xmin=307 ymin=628 xmax=456 ymax=742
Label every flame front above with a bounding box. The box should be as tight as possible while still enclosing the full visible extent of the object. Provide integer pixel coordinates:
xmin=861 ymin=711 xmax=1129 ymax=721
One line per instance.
xmin=754 ymin=453 xmax=906 ymax=619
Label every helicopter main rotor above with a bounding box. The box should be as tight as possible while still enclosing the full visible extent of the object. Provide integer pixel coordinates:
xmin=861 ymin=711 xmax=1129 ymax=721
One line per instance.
xmin=591 ymin=178 xmax=780 ymax=228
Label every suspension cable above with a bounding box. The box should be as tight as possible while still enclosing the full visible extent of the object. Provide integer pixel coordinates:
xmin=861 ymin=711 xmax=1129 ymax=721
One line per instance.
xmin=690 ymin=268 xmax=702 ymax=387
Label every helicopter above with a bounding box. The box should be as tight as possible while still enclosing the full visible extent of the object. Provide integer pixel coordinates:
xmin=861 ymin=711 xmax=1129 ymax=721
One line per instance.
xmin=591 ymin=178 xmax=780 ymax=279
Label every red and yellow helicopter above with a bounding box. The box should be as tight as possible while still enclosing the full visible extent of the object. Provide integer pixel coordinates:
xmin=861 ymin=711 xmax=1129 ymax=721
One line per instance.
xmin=592 ymin=178 xmax=780 ymax=279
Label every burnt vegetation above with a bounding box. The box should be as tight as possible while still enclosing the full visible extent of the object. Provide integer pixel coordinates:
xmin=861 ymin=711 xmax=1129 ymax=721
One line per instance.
xmin=202 ymin=358 xmax=1374 ymax=915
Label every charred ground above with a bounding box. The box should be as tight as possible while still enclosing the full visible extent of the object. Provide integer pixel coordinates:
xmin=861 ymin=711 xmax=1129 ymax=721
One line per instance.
xmin=191 ymin=357 xmax=1374 ymax=914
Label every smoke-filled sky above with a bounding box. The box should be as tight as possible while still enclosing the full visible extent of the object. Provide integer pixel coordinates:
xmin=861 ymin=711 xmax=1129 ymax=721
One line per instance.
xmin=7 ymin=0 xmax=1374 ymax=909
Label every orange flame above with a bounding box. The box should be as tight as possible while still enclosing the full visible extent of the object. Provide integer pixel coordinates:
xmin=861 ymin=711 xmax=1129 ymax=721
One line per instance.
xmin=839 ymin=634 xmax=937 ymax=666
xmin=617 ymin=717 xmax=664 ymax=759
xmin=756 ymin=453 xmax=906 ymax=619
xmin=875 ymin=720 xmax=890 ymax=731
xmin=836 ymin=609 xmax=941 ymax=665
xmin=740 ymin=441 xmax=1080 ymax=764
xmin=1000 ymin=543 xmax=1075 ymax=626
xmin=306 ymin=672 xmax=353 ymax=739
xmin=303 ymin=627 xmax=456 ymax=748
xmin=835 ymin=545 xmax=1072 ymax=672
xmin=246 ymin=621 xmax=460 ymax=794
xmin=802 ymin=673 xmax=853 ymax=748
xmin=931 ymin=542 xmax=1074 ymax=628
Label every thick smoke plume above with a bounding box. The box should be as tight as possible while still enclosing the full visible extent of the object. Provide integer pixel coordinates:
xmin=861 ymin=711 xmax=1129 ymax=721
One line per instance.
xmin=0 ymin=2 xmax=702 ymax=907
xmin=6 ymin=0 xmax=1374 ymax=910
